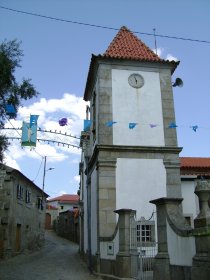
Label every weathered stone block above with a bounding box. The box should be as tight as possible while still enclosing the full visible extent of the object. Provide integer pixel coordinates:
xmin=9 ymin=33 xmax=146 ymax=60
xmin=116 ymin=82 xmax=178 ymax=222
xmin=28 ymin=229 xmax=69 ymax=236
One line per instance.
xmin=99 ymin=199 xmax=115 ymax=210
xmin=99 ymin=189 xmax=109 ymax=199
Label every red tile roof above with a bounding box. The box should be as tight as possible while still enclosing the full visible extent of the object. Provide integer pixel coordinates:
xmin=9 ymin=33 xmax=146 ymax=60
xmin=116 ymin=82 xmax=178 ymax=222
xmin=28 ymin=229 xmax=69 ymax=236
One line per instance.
xmin=180 ymin=157 xmax=210 ymax=176
xmin=84 ymin=26 xmax=179 ymax=101
xmin=47 ymin=194 xmax=79 ymax=202
xmin=46 ymin=204 xmax=58 ymax=210
xmin=104 ymin=26 xmax=162 ymax=62
xmin=181 ymin=157 xmax=210 ymax=168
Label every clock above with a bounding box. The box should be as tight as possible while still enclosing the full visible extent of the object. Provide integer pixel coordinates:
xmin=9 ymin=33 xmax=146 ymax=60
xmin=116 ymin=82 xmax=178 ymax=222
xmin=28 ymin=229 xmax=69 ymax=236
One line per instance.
xmin=128 ymin=73 xmax=144 ymax=89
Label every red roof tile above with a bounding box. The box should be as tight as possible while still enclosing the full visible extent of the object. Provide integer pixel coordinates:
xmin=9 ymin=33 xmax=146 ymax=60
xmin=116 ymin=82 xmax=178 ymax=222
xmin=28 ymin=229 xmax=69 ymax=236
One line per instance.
xmin=180 ymin=157 xmax=210 ymax=168
xmin=84 ymin=26 xmax=179 ymax=101
xmin=46 ymin=204 xmax=58 ymax=210
xmin=180 ymin=157 xmax=210 ymax=176
xmin=47 ymin=194 xmax=79 ymax=202
xmin=104 ymin=26 xmax=161 ymax=62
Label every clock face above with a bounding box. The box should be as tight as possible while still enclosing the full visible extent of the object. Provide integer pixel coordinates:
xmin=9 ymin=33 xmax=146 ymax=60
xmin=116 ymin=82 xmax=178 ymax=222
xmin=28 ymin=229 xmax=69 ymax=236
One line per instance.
xmin=128 ymin=73 xmax=144 ymax=89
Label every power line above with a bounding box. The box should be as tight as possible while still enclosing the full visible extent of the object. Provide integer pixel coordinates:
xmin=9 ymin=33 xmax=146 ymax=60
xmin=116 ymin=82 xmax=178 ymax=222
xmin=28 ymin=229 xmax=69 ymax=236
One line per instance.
xmin=32 ymin=157 xmax=44 ymax=182
xmin=0 ymin=5 xmax=209 ymax=44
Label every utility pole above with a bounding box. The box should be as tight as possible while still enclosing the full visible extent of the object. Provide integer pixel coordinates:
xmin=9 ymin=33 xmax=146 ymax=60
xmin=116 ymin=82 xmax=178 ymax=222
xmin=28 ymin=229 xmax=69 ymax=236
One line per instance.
xmin=42 ymin=156 xmax=55 ymax=192
xmin=42 ymin=156 xmax=47 ymax=191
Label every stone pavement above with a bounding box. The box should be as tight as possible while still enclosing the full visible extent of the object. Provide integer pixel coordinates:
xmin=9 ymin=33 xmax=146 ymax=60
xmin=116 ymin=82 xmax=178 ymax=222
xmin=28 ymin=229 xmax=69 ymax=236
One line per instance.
xmin=0 ymin=230 xmax=101 ymax=280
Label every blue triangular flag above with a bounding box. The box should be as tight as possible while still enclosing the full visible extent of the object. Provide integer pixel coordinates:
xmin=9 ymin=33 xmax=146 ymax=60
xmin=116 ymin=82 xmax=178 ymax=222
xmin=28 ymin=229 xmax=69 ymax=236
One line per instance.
xmin=168 ymin=122 xmax=178 ymax=128
xmin=191 ymin=125 xmax=198 ymax=132
xmin=129 ymin=123 xmax=138 ymax=129
xmin=105 ymin=121 xmax=117 ymax=127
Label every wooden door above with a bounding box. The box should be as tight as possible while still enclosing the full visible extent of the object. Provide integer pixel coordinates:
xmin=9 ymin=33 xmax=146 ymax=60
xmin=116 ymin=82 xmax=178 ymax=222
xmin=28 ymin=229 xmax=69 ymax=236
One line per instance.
xmin=45 ymin=213 xmax=51 ymax=229
xmin=0 ymin=239 xmax=4 ymax=258
xmin=15 ymin=224 xmax=21 ymax=252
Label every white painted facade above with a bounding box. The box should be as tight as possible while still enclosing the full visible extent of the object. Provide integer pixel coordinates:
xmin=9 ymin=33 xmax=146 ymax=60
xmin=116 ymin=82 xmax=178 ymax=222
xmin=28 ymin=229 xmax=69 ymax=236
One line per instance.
xmin=167 ymin=220 xmax=196 ymax=266
xmin=116 ymin=158 xmax=166 ymax=219
xmin=181 ymin=178 xmax=199 ymax=222
xmin=47 ymin=200 xmax=77 ymax=213
xmin=100 ymin=232 xmax=119 ymax=260
xmin=82 ymin=164 xmax=88 ymax=254
xmin=112 ymin=69 xmax=165 ymax=146
xmin=90 ymin=168 xmax=98 ymax=255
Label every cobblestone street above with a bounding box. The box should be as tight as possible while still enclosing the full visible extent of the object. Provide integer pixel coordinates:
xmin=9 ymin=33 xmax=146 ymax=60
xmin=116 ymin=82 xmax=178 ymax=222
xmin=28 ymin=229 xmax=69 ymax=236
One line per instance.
xmin=0 ymin=230 xmax=100 ymax=280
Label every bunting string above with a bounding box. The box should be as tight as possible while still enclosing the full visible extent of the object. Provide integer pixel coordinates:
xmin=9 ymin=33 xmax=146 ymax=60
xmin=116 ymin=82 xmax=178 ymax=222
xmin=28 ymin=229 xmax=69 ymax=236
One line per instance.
xmin=83 ymin=120 xmax=208 ymax=133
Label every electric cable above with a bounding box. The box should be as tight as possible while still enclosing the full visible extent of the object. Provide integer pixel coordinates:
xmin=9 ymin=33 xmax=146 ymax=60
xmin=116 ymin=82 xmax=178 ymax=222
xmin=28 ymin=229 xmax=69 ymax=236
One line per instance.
xmin=0 ymin=5 xmax=209 ymax=44
xmin=32 ymin=157 xmax=44 ymax=182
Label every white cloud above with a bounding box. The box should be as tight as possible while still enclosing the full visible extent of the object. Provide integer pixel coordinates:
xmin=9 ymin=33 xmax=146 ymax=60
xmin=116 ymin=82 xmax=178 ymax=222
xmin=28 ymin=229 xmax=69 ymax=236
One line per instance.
xmin=155 ymin=47 xmax=164 ymax=58
xmin=3 ymin=154 xmax=21 ymax=170
xmin=3 ymin=93 xmax=87 ymax=164
xmin=166 ymin=54 xmax=178 ymax=61
xmin=2 ymin=94 xmax=87 ymax=197
xmin=72 ymin=158 xmax=80 ymax=164
xmin=58 ymin=190 xmax=67 ymax=196
xmin=74 ymin=175 xmax=80 ymax=183
xmin=153 ymin=47 xmax=178 ymax=61
xmin=18 ymin=93 xmax=87 ymax=118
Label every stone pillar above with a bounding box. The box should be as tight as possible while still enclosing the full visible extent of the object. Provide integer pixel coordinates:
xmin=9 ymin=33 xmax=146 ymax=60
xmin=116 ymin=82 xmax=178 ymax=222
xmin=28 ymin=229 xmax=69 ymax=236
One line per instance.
xmin=192 ymin=180 xmax=210 ymax=280
xmin=114 ymin=209 xmax=137 ymax=279
xmin=98 ymin=160 xmax=116 ymax=238
xmin=164 ymin=159 xmax=182 ymax=198
xmin=150 ymin=198 xmax=174 ymax=280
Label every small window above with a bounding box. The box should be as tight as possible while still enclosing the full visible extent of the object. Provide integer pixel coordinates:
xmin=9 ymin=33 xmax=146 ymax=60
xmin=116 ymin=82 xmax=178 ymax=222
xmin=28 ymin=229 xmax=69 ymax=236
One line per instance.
xmin=136 ymin=219 xmax=155 ymax=246
xmin=60 ymin=206 xmax=64 ymax=210
xmin=26 ymin=190 xmax=31 ymax=203
xmin=142 ymin=225 xmax=152 ymax=242
xmin=37 ymin=197 xmax=43 ymax=210
xmin=17 ymin=184 xmax=23 ymax=200
xmin=184 ymin=215 xmax=194 ymax=227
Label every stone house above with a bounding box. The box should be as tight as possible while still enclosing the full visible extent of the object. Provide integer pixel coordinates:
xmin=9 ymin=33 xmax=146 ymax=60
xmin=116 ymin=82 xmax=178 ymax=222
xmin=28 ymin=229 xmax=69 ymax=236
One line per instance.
xmin=47 ymin=194 xmax=79 ymax=212
xmin=78 ymin=26 xmax=210 ymax=279
xmin=46 ymin=194 xmax=79 ymax=231
xmin=0 ymin=163 xmax=48 ymax=259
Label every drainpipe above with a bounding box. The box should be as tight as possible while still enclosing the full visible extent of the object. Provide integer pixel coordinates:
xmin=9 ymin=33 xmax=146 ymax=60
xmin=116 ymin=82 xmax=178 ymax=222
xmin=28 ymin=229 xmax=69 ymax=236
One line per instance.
xmin=85 ymin=155 xmax=92 ymax=273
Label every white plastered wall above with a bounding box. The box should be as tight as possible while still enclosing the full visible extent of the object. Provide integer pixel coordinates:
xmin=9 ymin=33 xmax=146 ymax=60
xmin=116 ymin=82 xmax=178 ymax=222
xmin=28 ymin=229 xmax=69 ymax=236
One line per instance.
xmin=181 ymin=180 xmax=199 ymax=220
xmin=90 ymin=168 xmax=98 ymax=255
xmin=83 ymin=168 xmax=88 ymax=253
xmin=112 ymin=69 xmax=165 ymax=146
xmin=167 ymin=220 xmax=195 ymax=266
xmin=116 ymin=158 xmax=166 ymax=219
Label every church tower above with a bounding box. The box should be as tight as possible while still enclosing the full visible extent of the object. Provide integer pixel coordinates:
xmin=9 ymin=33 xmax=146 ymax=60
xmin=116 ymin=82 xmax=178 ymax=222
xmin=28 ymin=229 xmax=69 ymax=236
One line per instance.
xmin=81 ymin=26 xmax=182 ymax=274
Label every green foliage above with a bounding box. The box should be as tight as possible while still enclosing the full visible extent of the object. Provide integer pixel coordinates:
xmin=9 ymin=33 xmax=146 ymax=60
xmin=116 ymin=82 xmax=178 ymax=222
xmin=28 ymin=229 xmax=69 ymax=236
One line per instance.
xmin=0 ymin=39 xmax=39 ymax=162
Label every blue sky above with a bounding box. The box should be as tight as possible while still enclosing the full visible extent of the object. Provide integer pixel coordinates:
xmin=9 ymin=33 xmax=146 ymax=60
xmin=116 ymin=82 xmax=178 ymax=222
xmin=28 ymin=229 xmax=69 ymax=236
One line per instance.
xmin=0 ymin=0 xmax=210 ymax=197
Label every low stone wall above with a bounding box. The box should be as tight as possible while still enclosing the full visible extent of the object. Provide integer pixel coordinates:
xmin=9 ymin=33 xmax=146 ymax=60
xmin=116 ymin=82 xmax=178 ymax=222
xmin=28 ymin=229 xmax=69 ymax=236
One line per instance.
xmin=151 ymin=180 xmax=210 ymax=280
xmin=56 ymin=209 xmax=79 ymax=243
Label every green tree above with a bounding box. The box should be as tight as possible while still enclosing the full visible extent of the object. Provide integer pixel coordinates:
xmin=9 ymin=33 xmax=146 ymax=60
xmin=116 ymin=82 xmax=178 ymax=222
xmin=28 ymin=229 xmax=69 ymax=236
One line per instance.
xmin=0 ymin=39 xmax=39 ymax=162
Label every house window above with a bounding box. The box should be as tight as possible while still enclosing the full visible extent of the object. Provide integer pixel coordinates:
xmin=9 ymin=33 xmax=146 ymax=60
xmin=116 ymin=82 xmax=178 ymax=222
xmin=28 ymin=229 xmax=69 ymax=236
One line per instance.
xmin=184 ymin=215 xmax=194 ymax=227
xmin=60 ymin=206 xmax=64 ymax=210
xmin=141 ymin=224 xmax=152 ymax=242
xmin=37 ymin=197 xmax=43 ymax=210
xmin=136 ymin=219 xmax=155 ymax=245
xmin=17 ymin=184 xmax=23 ymax=200
xmin=26 ymin=190 xmax=31 ymax=203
